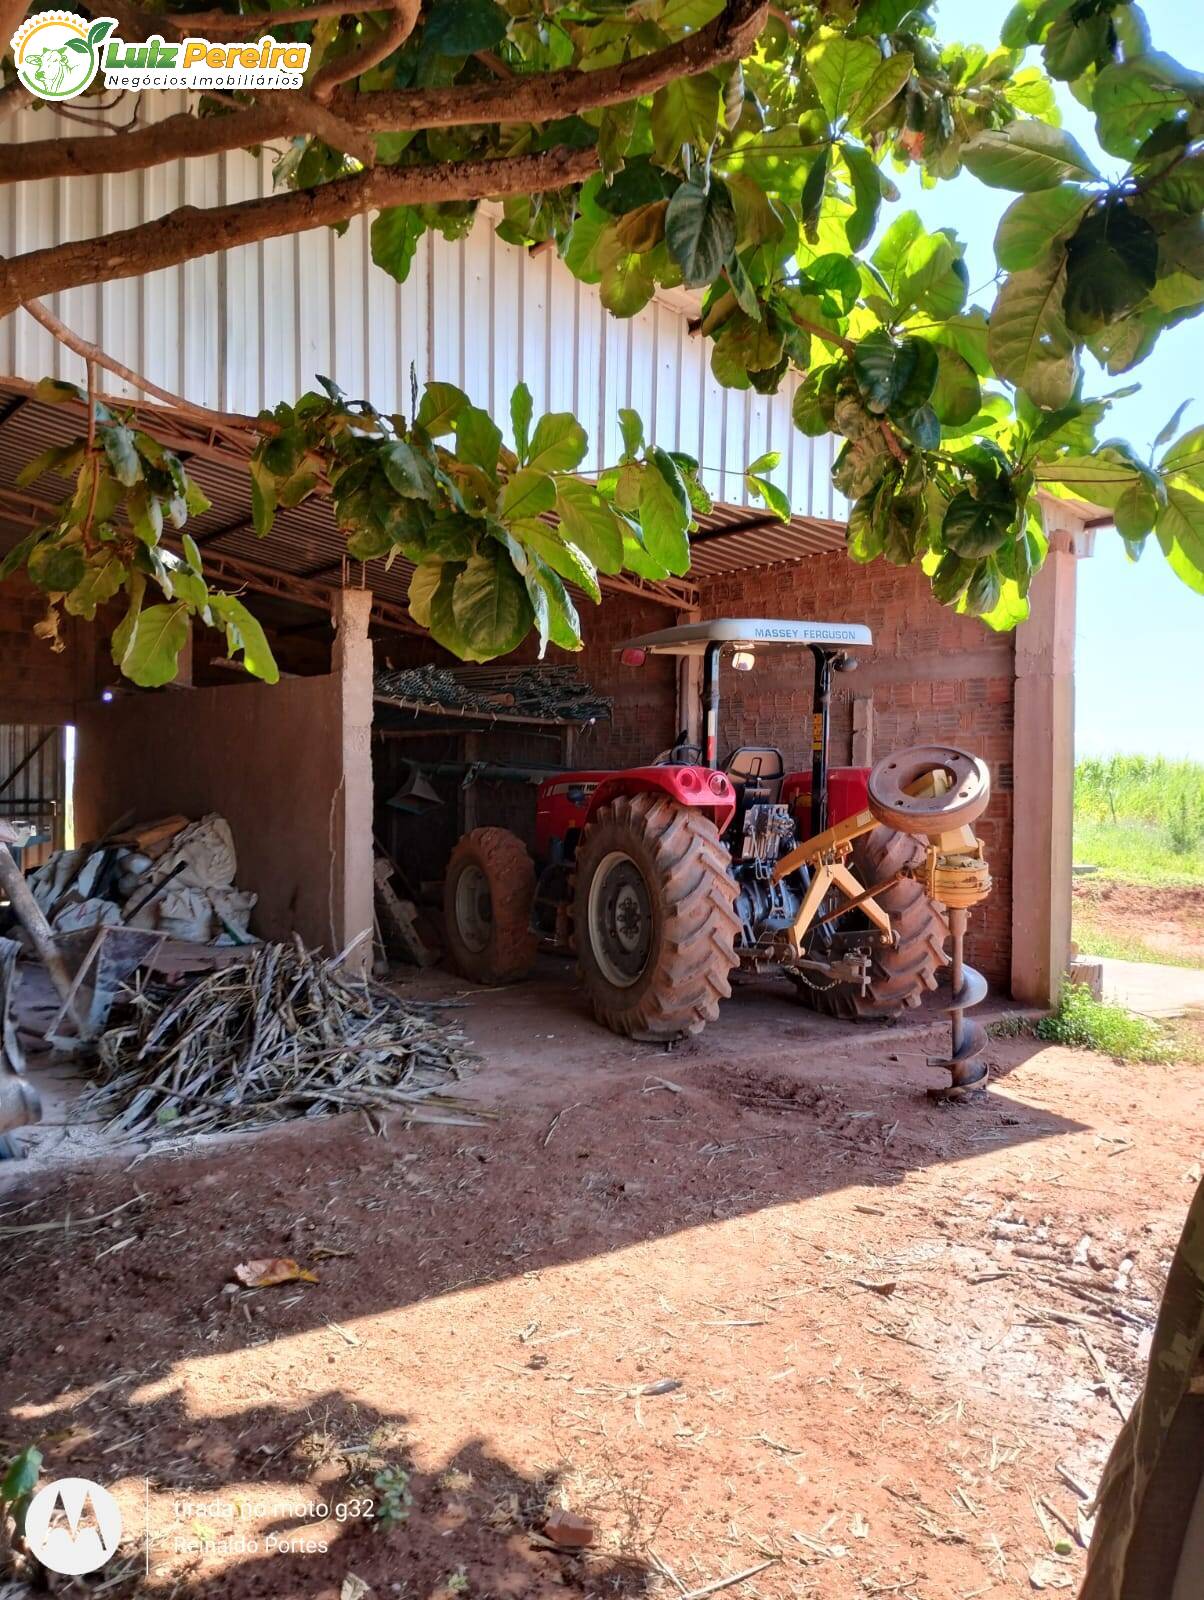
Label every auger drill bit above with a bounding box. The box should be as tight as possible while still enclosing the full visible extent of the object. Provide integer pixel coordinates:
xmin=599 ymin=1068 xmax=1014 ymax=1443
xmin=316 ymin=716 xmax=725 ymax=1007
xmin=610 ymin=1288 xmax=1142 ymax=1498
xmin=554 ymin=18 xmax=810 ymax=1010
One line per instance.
xmin=926 ymin=904 xmax=989 ymax=1100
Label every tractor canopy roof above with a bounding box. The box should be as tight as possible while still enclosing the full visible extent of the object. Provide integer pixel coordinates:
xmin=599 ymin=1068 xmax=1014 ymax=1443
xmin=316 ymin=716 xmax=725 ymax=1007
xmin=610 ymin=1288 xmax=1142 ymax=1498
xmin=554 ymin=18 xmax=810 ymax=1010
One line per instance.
xmin=619 ymin=618 xmax=873 ymax=657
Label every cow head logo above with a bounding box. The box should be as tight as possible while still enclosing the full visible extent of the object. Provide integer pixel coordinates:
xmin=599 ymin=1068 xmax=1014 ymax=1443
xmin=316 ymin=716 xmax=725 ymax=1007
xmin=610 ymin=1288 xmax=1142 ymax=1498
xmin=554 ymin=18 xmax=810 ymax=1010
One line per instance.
xmin=11 ymin=12 xmax=115 ymax=101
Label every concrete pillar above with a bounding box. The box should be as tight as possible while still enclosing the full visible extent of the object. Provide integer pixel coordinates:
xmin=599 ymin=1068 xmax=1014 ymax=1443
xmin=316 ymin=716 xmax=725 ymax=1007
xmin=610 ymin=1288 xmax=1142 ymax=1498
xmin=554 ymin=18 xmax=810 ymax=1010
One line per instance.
xmin=331 ymin=587 xmax=375 ymax=971
xmin=1010 ymin=514 xmax=1082 ymax=1006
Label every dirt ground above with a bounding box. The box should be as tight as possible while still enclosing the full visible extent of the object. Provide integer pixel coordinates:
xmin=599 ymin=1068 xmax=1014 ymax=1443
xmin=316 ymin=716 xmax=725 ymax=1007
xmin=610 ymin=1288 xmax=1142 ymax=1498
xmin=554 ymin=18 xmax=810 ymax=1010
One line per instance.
xmin=1 ymin=964 xmax=1200 ymax=1600
xmin=1073 ymin=876 xmax=1204 ymax=963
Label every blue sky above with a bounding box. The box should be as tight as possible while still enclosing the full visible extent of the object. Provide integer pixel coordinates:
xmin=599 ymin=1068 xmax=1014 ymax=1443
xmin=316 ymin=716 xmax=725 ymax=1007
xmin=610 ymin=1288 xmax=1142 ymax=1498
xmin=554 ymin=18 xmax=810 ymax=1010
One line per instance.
xmin=894 ymin=0 xmax=1204 ymax=760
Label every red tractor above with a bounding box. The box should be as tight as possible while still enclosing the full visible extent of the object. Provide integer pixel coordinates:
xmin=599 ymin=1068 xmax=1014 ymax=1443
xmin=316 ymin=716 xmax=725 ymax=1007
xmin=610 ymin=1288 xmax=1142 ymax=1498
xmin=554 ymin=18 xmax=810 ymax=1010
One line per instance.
xmin=443 ymin=619 xmax=993 ymax=1093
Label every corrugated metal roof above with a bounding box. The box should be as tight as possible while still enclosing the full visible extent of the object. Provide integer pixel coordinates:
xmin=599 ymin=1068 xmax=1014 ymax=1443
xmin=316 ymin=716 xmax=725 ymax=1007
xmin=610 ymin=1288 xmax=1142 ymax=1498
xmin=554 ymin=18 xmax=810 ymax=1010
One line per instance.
xmin=0 ymin=93 xmax=849 ymax=527
xmin=0 ymin=377 xmax=847 ymax=627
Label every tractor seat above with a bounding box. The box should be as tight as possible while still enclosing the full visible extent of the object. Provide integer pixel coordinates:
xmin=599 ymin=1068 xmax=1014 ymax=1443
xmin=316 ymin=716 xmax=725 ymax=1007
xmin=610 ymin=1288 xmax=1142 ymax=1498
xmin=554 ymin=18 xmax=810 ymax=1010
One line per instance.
xmin=722 ymin=746 xmax=786 ymax=805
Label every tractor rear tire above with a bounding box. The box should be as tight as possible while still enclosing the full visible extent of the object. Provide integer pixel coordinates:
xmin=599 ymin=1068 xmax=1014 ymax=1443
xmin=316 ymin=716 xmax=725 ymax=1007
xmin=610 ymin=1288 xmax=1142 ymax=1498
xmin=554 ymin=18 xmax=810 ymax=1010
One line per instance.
xmin=444 ymin=827 xmax=537 ymax=985
xmin=574 ymin=793 xmax=740 ymax=1042
xmin=796 ymin=825 xmax=949 ymax=1021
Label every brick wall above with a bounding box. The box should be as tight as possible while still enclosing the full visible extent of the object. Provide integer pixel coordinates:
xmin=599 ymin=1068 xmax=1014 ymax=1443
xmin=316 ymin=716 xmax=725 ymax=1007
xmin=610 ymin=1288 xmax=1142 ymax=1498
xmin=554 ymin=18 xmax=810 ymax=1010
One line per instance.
xmin=699 ymin=554 xmax=1015 ymax=987
xmin=372 ymin=560 xmax=1016 ymax=987
xmin=0 ymin=571 xmax=85 ymax=721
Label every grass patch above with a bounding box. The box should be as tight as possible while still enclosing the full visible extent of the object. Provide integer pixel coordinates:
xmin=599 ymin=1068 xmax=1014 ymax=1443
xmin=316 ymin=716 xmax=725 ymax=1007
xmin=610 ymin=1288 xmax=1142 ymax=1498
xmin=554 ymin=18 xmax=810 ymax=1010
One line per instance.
xmin=1074 ymin=821 xmax=1204 ymax=886
xmin=1072 ymin=906 xmax=1204 ymax=969
xmin=1036 ymin=983 xmax=1174 ymax=1064
xmin=1075 ymin=756 xmax=1204 ymax=884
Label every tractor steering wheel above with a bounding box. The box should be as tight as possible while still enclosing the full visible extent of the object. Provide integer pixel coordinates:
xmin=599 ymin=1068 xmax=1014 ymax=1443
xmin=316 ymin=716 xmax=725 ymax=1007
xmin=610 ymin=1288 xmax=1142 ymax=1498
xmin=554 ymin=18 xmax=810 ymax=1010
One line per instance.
xmin=653 ymin=730 xmax=705 ymax=767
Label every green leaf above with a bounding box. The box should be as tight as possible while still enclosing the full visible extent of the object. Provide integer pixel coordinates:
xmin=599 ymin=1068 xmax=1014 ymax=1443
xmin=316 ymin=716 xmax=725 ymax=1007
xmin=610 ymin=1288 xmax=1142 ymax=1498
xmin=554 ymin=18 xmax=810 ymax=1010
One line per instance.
xmin=126 ymin=483 xmax=163 ymax=547
xmin=0 ymin=530 xmax=39 ymax=581
xmin=511 ymin=520 xmax=601 ymax=601
xmin=961 ymin=122 xmax=1100 ymax=190
xmin=799 ymin=145 xmax=831 ymax=239
xmin=841 ymin=142 xmax=884 ymax=251
xmin=639 ymin=450 xmax=691 ymax=575
xmin=65 ymin=553 xmax=126 ymax=619
xmin=452 ymin=549 xmax=532 ymax=660
xmin=1 ymin=1447 xmax=41 ymax=1510
xmin=962 ymin=558 xmax=1003 ymax=618
xmin=1157 ymin=480 xmax=1204 ymax=589
xmin=600 ymin=251 xmax=656 ymax=317
xmin=746 ymin=473 xmax=790 ymax=522
xmin=455 ymin=405 xmax=502 ymax=479
xmin=249 ymin=456 xmax=277 ymax=538
xmin=209 ymin=593 xmax=279 ymax=683
xmin=851 ymin=331 xmax=937 ymax=416
xmin=407 ymin=561 xmax=444 ymax=627
xmin=651 ymin=73 xmax=721 ymax=165
xmin=423 ymin=0 xmax=507 ymax=56
xmin=381 ymin=440 xmax=437 ymax=499
xmin=510 ymin=382 xmax=533 ymax=461
xmin=1159 ymin=426 xmax=1204 ymax=480
xmin=499 ymin=467 xmax=555 ymax=520
xmin=555 ymin=479 xmax=624 ymax=573
xmin=988 ymin=259 xmax=1078 ymax=409
xmin=1153 ymin=402 xmax=1193 ymax=455
xmin=121 ymin=601 xmax=190 ymax=687
xmin=33 ymin=377 xmax=85 ymax=406
xmin=428 ymin=562 xmax=475 ymax=658
xmin=930 ymin=550 xmax=976 ymax=605
xmin=15 ymin=440 xmax=82 ymax=488
xmin=805 ymin=28 xmax=882 ymax=124
xmin=98 ymin=428 xmax=140 ymax=489
xmin=1114 ymin=479 xmax=1161 ymax=539
xmin=619 ymin=408 xmax=644 ymax=460
xmin=1043 ymin=11 xmax=1112 ymax=81
xmin=416 ymin=382 xmax=469 ymax=438
xmin=1094 ymin=55 xmax=1201 ymax=160
xmin=527 ymin=413 xmax=588 ymax=473
xmin=1063 ymin=203 xmax=1158 ymax=334
xmin=848 ymin=50 xmax=913 ymax=131
xmin=615 ymin=200 xmax=669 ymax=254
xmin=664 ymin=178 xmax=737 ymax=288
xmin=929 ymin=345 xmax=982 ymax=427
xmin=28 ymin=539 xmax=85 ymax=593
xmin=525 ymin=558 xmax=582 ymax=651
xmin=371 ymin=206 xmax=424 ymax=285
xmin=943 ymin=490 xmax=1016 ymax=559
xmin=995 ymin=185 xmax=1092 ymax=271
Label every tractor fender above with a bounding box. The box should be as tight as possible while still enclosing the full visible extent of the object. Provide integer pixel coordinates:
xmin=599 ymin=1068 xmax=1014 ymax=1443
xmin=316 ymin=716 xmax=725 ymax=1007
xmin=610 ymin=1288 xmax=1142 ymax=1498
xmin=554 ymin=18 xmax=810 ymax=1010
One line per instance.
xmin=583 ymin=767 xmax=736 ymax=834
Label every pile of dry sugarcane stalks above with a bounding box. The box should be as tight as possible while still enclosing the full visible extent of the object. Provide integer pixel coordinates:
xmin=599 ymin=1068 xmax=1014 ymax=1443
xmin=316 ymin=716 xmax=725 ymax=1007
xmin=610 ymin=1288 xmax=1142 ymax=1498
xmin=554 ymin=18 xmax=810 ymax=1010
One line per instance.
xmin=79 ymin=937 xmax=482 ymax=1141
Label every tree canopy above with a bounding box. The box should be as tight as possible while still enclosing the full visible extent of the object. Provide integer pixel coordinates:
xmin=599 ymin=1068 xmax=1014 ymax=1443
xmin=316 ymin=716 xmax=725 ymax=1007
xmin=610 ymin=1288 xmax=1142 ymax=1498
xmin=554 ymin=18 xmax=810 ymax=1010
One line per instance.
xmin=1 ymin=0 xmax=1202 ymax=685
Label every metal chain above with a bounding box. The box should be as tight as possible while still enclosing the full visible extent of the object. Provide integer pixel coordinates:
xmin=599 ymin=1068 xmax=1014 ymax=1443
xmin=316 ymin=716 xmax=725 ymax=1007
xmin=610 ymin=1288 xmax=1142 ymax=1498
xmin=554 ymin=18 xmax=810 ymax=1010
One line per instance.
xmin=787 ymin=966 xmax=842 ymax=993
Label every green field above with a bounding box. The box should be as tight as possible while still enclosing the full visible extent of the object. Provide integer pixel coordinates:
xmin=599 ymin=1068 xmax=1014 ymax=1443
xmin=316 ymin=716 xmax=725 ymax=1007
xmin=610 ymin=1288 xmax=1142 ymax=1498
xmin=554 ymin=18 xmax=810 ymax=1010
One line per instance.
xmin=1074 ymin=756 xmax=1204 ymax=886
xmin=1073 ymin=756 xmax=1204 ymax=968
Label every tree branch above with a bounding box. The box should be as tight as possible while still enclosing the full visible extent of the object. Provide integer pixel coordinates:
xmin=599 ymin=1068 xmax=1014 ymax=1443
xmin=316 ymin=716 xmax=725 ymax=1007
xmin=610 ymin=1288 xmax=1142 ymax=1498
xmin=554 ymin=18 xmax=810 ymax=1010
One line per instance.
xmin=0 ymin=144 xmax=600 ymax=316
xmin=310 ymin=0 xmax=421 ymax=100
xmin=333 ymin=0 xmax=767 ymax=130
xmin=0 ymin=0 xmax=768 ymax=183
xmin=20 ymin=294 xmax=271 ymax=436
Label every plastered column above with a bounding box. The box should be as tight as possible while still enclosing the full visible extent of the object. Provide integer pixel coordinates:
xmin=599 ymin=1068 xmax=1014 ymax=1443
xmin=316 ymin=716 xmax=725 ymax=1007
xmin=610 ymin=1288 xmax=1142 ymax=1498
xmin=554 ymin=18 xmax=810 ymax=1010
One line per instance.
xmin=331 ymin=587 xmax=375 ymax=971
xmin=1010 ymin=514 xmax=1082 ymax=1005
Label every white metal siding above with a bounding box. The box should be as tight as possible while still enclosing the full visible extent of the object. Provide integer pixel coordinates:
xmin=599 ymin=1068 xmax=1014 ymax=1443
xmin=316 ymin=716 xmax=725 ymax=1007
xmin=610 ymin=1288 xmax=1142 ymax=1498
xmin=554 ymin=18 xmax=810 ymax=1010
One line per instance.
xmin=0 ymin=98 xmax=844 ymax=519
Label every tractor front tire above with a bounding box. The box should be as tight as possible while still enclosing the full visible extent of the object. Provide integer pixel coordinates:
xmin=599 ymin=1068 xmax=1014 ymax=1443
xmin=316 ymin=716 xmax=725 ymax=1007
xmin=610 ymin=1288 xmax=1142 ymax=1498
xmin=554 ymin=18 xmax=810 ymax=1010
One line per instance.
xmin=799 ymin=825 xmax=949 ymax=1021
xmin=444 ymin=827 xmax=537 ymax=985
xmin=574 ymin=793 xmax=740 ymax=1042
